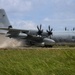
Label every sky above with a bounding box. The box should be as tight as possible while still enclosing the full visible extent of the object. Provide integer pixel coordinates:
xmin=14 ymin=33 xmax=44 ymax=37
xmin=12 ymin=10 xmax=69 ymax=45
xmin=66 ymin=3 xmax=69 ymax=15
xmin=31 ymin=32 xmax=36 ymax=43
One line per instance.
xmin=0 ymin=0 xmax=75 ymax=31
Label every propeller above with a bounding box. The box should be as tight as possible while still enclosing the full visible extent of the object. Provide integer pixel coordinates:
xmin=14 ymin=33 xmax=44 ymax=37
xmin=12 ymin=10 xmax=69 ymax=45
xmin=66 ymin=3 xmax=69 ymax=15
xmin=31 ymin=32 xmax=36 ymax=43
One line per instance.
xmin=73 ymin=27 xmax=75 ymax=31
xmin=46 ymin=25 xmax=53 ymax=36
xmin=37 ymin=24 xmax=43 ymax=36
xmin=65 ymin=27 xmax=67 ymax=31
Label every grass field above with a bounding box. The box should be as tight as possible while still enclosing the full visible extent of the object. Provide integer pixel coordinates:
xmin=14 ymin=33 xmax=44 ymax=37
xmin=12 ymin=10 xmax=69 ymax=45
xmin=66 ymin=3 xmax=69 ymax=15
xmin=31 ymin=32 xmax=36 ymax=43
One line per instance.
xmin=0 ymin=48 xmax=75 ymax=75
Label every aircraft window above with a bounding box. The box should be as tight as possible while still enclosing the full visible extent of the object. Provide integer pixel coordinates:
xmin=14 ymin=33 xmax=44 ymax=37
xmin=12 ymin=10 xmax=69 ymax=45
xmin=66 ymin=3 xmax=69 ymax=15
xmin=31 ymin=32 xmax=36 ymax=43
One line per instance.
xmin=72 ymin=36 xmax=75 ymax=39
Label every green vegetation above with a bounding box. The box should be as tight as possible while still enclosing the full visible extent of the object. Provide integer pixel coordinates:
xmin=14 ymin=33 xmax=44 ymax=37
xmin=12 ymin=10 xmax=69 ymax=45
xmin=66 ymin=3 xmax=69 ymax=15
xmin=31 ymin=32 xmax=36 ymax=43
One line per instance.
xmin=0 ymin=48 xmax=75 ymax=75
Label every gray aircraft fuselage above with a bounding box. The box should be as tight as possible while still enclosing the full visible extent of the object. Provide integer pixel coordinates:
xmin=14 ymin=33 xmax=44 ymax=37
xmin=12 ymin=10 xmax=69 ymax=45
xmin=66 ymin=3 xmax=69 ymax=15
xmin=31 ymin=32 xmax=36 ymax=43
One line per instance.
xmin=52 ymin=31 xmax=75 ymax=43
xmin=24 ymin=30 xmax=75 ymax=43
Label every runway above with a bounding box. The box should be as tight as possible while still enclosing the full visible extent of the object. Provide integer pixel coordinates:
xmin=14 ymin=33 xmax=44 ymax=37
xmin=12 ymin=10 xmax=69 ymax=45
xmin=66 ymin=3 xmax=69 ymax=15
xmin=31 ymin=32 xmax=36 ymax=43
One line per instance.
xmin=0 ymin=46 xmax=75 ymax=50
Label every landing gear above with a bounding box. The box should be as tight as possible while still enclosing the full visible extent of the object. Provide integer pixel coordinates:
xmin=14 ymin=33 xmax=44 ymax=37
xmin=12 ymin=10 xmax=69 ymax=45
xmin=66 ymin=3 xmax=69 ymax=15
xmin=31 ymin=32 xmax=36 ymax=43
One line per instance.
xmin=44 ymin=45 xmax=53 ymax=47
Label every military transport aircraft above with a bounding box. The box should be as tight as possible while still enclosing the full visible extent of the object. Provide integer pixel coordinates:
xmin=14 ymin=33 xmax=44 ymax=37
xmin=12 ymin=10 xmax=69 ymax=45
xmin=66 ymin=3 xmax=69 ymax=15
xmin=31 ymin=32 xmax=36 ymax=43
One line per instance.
xmin=0 ymin=9 xmax=75 ymax=47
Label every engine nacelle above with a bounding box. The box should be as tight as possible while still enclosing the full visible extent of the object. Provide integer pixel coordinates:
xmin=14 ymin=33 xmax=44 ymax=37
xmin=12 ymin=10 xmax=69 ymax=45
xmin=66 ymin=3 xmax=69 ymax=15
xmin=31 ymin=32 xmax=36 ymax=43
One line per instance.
xmin=43 ymin=38 xmax=55 ymax=46
xmin=6 ymin=33 xmax=27 ymax=39
xmin=18 ymin=33 xmax=27 ymax=38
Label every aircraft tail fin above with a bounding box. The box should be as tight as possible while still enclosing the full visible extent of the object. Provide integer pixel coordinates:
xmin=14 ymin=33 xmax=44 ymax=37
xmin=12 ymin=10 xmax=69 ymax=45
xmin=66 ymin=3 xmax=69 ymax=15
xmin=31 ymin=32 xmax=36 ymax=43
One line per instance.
xmin=0 ymin=9 xmax=11 ymax=28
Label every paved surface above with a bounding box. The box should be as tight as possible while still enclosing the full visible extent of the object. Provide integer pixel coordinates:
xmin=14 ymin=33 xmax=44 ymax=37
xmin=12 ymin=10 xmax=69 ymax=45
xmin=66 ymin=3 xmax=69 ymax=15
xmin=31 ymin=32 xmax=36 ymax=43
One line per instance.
xmin=0 ymin=46 xmax=75 ymax=50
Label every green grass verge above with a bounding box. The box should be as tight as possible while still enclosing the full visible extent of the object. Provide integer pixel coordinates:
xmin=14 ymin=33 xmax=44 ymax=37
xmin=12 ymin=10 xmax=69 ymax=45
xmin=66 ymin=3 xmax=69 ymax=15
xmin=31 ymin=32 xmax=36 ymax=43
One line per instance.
xmin=0 ymin=48 xmax=75 ymax=75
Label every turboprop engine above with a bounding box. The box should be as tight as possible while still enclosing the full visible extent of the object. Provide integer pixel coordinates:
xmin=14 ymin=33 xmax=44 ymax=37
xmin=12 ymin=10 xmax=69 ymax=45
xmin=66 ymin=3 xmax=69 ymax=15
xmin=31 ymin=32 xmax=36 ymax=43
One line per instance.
xmin=6 ymin=33 xmax=27 ymax=39
xmin=41 ymin=38 xmax=55 ymax=46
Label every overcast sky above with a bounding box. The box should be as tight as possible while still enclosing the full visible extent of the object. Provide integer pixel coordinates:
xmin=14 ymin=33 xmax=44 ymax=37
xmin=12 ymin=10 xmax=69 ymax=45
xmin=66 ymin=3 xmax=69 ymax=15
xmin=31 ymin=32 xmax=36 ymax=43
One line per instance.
xmin=0 ymin=0 xmax=75 ymax=31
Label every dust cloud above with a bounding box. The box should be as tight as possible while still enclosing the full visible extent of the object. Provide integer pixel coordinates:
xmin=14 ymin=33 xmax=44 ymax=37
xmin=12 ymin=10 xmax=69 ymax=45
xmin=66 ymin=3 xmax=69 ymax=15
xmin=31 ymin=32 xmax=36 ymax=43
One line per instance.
xmin=0 ymin=34 xmax=23 ymax=48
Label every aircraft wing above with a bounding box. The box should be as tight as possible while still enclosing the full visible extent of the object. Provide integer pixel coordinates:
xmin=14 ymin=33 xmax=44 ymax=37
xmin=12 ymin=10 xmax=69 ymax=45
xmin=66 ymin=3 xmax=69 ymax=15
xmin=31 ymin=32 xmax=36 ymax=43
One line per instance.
xmin=0 ymin=27 xmax=29 ymax=34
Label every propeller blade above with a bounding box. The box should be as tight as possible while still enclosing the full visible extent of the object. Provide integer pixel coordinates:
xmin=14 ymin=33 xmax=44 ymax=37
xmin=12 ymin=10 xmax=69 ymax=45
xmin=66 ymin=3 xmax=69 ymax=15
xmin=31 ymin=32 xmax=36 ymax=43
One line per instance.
xmin=46 ymin=30 xmax=48 ymax=32
xmin=37 ymin=24 xmax=43 ymax=36
xmin=48 ymin=25 xmax=50 ymax=31
xmin=42 ymin=29 xmax=43 ymax=32
xmin=40 ymin=24 xmax=42 ymax=30
xmin=50 ymin=28 xmax=53 ymax=31
xmin=37 ymin=25 xmax=40 ymax=30
xmin=46 ymin=25 xmax=53 ymax=36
